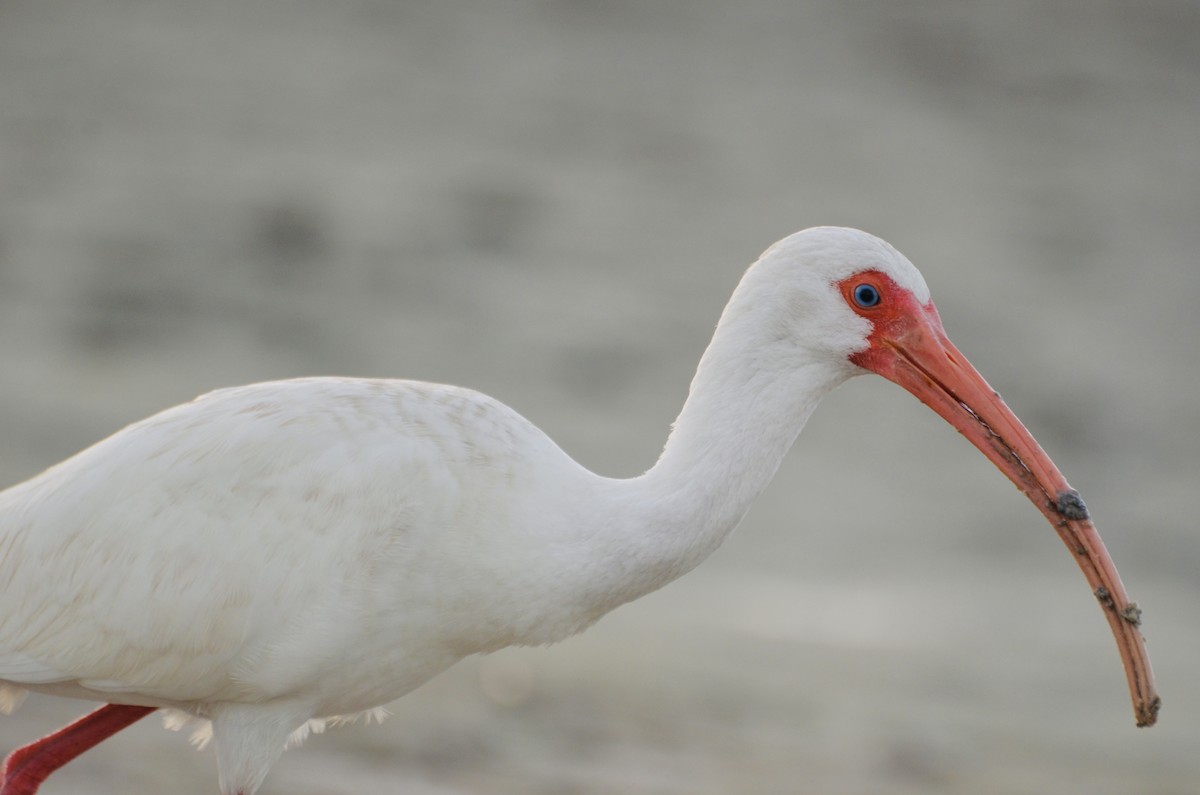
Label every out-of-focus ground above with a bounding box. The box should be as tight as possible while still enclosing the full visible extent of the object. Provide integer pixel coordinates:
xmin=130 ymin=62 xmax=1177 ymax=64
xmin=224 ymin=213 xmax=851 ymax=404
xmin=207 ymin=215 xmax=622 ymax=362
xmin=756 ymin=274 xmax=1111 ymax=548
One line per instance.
xmin=0 ymin=2 xmax=1198 ymax=793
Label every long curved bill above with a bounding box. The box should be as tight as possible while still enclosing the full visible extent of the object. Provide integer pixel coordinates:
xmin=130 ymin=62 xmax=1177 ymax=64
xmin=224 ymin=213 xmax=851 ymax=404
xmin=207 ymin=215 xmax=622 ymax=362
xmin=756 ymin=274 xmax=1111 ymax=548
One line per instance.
xmin=853 ymin=293 xmax=1160 ymax=727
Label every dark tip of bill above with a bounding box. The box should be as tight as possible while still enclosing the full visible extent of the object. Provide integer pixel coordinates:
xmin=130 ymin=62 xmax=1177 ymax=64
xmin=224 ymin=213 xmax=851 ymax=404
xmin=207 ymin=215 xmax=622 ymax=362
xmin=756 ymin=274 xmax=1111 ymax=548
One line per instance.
xmin=1055 ymin=489 xmax=1090 ymax=521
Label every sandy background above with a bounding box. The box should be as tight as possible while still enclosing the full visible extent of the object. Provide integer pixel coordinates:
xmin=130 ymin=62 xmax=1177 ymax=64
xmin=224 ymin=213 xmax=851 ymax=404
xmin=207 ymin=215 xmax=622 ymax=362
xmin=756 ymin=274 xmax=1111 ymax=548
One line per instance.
xmin=0 ymin=1 xmax=1198 ymax=793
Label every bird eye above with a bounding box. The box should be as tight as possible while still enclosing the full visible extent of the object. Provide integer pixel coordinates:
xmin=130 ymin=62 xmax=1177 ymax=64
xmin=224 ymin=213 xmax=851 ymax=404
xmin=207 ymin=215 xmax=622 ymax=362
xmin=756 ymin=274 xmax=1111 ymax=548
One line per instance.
xmin=852 ymin=283 xmax=881 ymax=308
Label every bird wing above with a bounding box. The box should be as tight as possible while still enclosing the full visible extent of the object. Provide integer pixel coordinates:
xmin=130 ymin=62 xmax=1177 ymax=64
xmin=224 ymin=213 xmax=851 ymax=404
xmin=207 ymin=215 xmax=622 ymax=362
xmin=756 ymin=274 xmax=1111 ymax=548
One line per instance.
xmin=0 ymin=649 xmax=72 ymax=684
xmin=0 ymin=377 xmax=496 ymax=706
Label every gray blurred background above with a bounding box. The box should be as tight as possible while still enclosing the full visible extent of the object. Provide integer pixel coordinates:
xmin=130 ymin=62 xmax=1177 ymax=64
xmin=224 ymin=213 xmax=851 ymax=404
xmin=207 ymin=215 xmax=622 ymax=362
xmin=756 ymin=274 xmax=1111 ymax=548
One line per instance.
xmin=1 ymin=1 xmax=1198 ymax=793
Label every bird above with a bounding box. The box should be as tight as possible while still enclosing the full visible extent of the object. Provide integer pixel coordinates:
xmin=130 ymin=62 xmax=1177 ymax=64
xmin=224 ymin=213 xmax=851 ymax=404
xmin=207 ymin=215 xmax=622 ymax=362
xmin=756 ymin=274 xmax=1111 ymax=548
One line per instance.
xmin=0 ymin=226 xmax=1158 ymax=795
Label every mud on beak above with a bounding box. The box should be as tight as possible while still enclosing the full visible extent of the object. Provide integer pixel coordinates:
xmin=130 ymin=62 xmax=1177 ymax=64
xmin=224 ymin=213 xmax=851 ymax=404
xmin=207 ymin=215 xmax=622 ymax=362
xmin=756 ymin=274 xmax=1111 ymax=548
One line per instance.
xmin=852 ymin=295 xmax=1160 ymax=728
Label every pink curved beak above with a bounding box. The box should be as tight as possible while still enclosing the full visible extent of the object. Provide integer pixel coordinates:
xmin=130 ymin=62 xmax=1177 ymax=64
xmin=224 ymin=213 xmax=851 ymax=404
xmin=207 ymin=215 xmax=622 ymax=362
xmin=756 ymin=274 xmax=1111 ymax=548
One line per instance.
xmin=848 ymin=280 xmax=1160 ymax=728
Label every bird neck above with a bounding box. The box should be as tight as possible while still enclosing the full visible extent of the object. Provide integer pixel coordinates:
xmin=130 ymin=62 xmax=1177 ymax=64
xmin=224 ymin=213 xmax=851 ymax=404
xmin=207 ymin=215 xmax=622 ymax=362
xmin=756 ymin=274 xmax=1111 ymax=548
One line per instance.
xmin=614 ymin=294 xmax=853 ymax=596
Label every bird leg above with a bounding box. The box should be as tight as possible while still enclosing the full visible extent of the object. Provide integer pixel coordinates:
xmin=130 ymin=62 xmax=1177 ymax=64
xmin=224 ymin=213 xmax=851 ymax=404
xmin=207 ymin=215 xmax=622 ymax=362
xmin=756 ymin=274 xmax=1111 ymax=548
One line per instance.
xmin=0 ymin=704 xmax=155 ymax=795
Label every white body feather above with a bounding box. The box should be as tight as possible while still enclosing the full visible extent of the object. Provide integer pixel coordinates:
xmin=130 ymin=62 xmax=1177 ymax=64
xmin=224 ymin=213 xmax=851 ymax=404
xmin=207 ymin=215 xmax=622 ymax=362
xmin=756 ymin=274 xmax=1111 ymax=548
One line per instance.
xmin=0 ymin=227 xmax=929 ymax=794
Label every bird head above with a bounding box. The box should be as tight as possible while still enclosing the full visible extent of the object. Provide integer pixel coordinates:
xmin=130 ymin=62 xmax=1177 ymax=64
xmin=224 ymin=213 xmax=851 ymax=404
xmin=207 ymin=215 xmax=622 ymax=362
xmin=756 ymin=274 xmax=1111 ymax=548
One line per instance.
xmin=752 ymin=226 xmax=1159 ymax=727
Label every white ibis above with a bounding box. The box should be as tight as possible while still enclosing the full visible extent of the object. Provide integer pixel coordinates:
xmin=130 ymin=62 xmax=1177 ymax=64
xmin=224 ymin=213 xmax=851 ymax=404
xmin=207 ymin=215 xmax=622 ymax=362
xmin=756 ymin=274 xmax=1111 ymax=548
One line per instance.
xmin=0 ymin=227 xmax=1158 ymax=794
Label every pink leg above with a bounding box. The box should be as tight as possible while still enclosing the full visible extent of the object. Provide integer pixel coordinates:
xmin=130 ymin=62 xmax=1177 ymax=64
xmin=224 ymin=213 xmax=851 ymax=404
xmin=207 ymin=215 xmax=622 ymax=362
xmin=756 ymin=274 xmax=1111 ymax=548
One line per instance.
xmin=0 ymin=704 xmax=155 ymax=795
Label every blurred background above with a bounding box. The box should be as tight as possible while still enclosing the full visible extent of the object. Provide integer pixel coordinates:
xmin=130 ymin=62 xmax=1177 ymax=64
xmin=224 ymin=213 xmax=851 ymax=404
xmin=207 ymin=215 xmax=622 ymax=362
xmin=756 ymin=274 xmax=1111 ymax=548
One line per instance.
xmin=0 ymin=1 xmax=1197 ymax=793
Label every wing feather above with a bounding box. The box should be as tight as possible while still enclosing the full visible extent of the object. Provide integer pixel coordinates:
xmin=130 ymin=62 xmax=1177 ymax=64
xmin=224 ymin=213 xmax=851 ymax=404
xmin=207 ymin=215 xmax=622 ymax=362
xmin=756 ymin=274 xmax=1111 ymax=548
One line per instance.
xmin=0 ymin=378 xmax=484 ymax=705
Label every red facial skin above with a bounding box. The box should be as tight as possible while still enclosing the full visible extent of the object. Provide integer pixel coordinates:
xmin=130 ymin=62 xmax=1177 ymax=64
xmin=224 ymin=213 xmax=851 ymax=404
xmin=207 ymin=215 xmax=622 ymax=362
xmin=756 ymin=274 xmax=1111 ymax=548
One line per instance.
xmin=839 ymin=271 xmax=1159 ymax=728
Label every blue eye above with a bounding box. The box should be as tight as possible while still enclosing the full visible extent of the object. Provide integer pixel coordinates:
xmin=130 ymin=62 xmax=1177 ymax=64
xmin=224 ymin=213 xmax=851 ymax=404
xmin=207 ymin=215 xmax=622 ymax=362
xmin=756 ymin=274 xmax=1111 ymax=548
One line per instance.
xmin=852 ymin=283 xmax=881 ymax=308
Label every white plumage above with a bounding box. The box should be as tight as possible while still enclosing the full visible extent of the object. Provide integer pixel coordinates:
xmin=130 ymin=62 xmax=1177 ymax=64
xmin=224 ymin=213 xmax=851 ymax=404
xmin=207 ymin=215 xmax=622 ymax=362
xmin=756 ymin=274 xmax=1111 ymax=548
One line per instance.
xmin=0 ymin=227 xmax=1156 ymax=794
